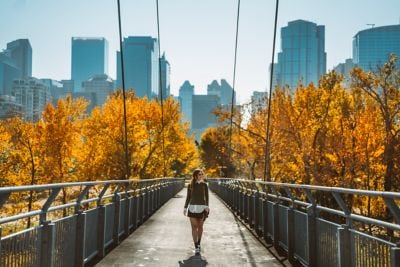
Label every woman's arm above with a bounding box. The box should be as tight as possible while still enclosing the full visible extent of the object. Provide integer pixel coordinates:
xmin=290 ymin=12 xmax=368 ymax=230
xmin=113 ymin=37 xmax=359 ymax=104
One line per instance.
xmin=184 ymin=184 xmax=191 ymax=209
xmin=205 ymin=183 xmax=209 ymax=206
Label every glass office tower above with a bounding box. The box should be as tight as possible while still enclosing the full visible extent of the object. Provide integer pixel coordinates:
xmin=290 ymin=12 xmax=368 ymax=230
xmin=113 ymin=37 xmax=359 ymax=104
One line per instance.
xmin=353 ymin=24 xmax=400 ymax=71
xmin=116 ymin=36 xmax=159 ymax=99
xmin=71 ymin=37 xmax=108 ymax=92
xmin=274 ymin=20 xmax=326 ymax=90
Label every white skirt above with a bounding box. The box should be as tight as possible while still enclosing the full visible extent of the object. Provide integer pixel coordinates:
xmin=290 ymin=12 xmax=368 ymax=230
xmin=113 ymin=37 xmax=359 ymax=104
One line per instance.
xmin=188 ymin=204 xmax=208 ymax=213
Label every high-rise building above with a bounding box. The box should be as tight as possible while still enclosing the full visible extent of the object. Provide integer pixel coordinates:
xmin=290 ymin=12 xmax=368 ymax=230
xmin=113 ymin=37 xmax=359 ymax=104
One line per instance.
xmin=82 ymin=74 xmax=114 ymax=106
xmin=192 ymin=95 xmax=220 ymax=140
xmin=116 ymin=36 xmax=159 ymax=98
xmin=6 ymin=39 xmax=32 ymax=78
xmin=207 ymin=79 xmax=236 ymax=106
xmin=353 ymin=24 xmax=400 ymax=71
xmin=12 ymin=78 xmax=50 ymax=121
xmin=0 ymin=52 xmax=21 ymax=95
xmin=160 ymin=53 xmax=171 ymax=99
xmin=71 ymin=37 xmax=108 ymax=92
xmin=274 ymin=20 xmax=326 ymax=90
xmin=178 ymin=80 xmax=194 ymax=125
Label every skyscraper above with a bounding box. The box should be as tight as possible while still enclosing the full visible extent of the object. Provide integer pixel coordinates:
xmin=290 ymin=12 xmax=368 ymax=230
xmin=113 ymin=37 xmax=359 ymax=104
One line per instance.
xmin=353 ymin=24 xmax=400 ymax=71
xmin=6 ymin=39 xmax=32 ymax=78
xmin=274 ymin=20 xmax=326 ymax=90
xmin=0 ymin=52 xmax=21 ymax=95
xmin=179 ymin=80 xmax=194 ymax=125
xmin=207 ymin=79 xmax=235 ymax=106
xmin=116 ymin=36 xmax=159 ymax=99
xmin=192 ymin=95 xmax=220 ymax=140
xmin=71 ymin=37 xmax=108 ymax=92
xmin=160 ymin=53 xmax=171 ymax=100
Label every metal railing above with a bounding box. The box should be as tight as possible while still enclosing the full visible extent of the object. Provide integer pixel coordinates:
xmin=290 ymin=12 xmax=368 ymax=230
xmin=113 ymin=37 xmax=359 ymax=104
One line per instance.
xmin=209 ymin=178 xmax=400 ymax=267
xmin=0 ymin=178 xmax=184 ymax=267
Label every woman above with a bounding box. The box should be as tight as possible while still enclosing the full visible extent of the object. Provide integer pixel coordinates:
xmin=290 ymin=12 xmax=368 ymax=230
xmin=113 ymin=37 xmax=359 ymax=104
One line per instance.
xmin=183 ymin=169 xmax=210 ymax=254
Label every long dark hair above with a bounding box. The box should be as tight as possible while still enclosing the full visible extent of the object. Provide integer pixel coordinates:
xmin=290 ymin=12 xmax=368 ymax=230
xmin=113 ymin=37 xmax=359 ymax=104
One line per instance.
xmin=190 ymin=169 xmax=203 ymax=188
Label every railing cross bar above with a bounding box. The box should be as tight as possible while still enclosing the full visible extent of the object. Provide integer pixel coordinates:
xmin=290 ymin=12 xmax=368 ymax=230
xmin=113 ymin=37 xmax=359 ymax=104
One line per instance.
xmin=40 ymin=188 xmax=61 ymax=223
xmin=75 ymin=185 xmax=92 ymax=213
xmin=332 ymin=192 xmax=351 ymax=216
xmin=97 ymin=184 xmax=110 ymax=206
xmin=383 ymin=197 xmax=400 ymax=224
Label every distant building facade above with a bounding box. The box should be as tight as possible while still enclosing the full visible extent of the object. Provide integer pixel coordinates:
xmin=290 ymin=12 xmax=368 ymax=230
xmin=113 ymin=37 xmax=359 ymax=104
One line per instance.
xmin=71 ymin=37 xmax=108 ymax=92
xmin=274 ymin=20 xmax=326 ymax=90
xmin=207 ymin=79 xmax=235 ymax=106
xmin=41 ymin=79 xmax=64 ymax=104
xmin=82 ymin=74 xmax=114 ymax=106
xmin=178 ymin=80 xmax=194 ymax=125
xmin=192 ymin=95 xmax=220 ymax=140
xmin=116 ymin=36 xmax=159 ymax=98
xmin=0 ymin=95 xmax=22 ymax=119
xmin=6 ymin=39 xmax=32 ymax=78
xmin=0 ymin=52 xmax=21 ymax=95
xmin=160 ymin=53 xmax=171 ymax=99
xmin=353 ymin=24 xmax=400 ymax=71
xmin=12 ymin=78 xmax=50 ymax=121
xmin=333 ymin=58 xmax=356 ymax=87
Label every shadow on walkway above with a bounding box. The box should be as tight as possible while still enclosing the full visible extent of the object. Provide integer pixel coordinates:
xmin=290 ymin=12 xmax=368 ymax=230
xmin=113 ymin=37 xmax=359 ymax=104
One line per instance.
xmin=178 ymin=255 xmax=208 ymax=266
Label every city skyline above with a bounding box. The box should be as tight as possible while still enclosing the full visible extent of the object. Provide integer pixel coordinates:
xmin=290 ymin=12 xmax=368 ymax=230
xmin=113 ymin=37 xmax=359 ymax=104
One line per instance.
xmin=1 ymin=0 xmax=400 ymax=103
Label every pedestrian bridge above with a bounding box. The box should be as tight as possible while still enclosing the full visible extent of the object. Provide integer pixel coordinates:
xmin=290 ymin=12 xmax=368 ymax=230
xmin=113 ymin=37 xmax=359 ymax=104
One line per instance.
xmin=0 ymin=178 xmax=399 ymax=266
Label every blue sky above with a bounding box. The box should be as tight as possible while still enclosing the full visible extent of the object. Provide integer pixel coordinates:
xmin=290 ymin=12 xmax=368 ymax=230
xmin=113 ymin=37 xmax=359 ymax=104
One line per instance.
xmin=1 ymin=0 xmax=400 ymax=103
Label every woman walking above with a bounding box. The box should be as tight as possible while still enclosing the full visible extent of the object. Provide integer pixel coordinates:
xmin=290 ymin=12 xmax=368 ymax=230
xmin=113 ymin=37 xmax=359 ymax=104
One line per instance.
xmin=183 ymin=169 xmax=210 ymax=254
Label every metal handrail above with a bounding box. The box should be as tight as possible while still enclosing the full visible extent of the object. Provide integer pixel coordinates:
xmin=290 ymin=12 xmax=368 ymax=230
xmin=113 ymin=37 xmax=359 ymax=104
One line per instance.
xmin=0 ymin=178 xmax=183 ymax=225
xmin=211 ymin=178 xmax=400 ymax=231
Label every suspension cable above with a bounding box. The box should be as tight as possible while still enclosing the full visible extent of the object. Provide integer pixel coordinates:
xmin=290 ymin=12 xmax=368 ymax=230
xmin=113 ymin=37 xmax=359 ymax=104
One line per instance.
xmin=117 ymin=0 xmax=131 ymax=179
xmin=156 ymin=0 xmax=167 ymax=177
xmin=228 ymin=0 xmax=241 ymax=172
xmin=263 ymin=0 xmax=279 ymax=181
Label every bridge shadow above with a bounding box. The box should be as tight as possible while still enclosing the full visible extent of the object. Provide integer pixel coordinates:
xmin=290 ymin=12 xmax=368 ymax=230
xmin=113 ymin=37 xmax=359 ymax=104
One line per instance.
xmin=178 ymin=255 xmax=208 ymax=266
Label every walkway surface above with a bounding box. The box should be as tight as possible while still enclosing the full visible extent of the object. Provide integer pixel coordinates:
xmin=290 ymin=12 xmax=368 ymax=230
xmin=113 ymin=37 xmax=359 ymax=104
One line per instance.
xmin=96 ymin=187 xmax=284 ymax=267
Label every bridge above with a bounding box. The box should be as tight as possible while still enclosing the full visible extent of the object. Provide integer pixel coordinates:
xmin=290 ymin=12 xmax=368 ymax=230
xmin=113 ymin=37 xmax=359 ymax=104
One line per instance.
xmin=0 ymin=178 xmax=399 ymax=266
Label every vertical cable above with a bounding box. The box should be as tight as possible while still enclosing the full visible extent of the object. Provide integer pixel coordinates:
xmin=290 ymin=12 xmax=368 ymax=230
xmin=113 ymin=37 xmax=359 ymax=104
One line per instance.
xmin=228 ymin=0 xmax=241 ymax=174
xmin=263 ymin=0 xmax=279 ymax=181
xmin=117 ymin=0 xmax=131 ymax=179
xmin=156 ymin=0 xmax=167 ymax=177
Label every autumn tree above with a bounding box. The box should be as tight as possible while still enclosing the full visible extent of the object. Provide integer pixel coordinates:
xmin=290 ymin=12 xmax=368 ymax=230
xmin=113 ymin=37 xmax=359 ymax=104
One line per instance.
xmin=351 ymin=54 xmax=400 ymax=193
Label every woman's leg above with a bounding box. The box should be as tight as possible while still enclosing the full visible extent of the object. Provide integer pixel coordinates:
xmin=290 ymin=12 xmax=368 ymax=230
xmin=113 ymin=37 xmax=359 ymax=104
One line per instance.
xmin=197 ymin=218 xmax=205 ymax=246
xmin=189 ymin=217 xmax=199 ymax=246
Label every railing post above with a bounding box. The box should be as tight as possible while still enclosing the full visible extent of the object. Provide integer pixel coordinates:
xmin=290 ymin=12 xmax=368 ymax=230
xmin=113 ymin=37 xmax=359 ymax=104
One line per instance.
xmin=254 ymin=190 xmax=260 ymax=233
xmin=262 ymin=198 xmax=269 ymax=242
xmin=307 ymin=206 xmax=317 ymax=267
xmin=272 ymin=202 xmax=280 ymax=250
xmin=124 ymin=194 xmax=131 ymax=236
xmin=338 ymin=225 xmax=351 ymax=267
xmin=97 ymin=205 xmax=106 ymax=258
xmin=40 ymin=221 xmax=56 ymax=267
xmin=113 ymin=193 xmax=121 ymax=245
xmin=287 ymin=207 xmax=295 ymax=263
xmin=75 ymin=211 xmax=86 ymax=267
xmin=391 ymin=243 xmax=400 ymax=266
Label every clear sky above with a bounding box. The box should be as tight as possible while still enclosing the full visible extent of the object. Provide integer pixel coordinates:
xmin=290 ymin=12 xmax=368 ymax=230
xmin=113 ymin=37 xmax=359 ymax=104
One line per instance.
xmin=1 ymin=0 xmax=399 ymax=103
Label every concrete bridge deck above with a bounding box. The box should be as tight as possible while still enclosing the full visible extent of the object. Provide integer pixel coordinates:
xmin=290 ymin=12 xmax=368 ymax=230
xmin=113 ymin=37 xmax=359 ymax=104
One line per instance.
xmin=96 ymin=187 xmax=284 ymax=267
